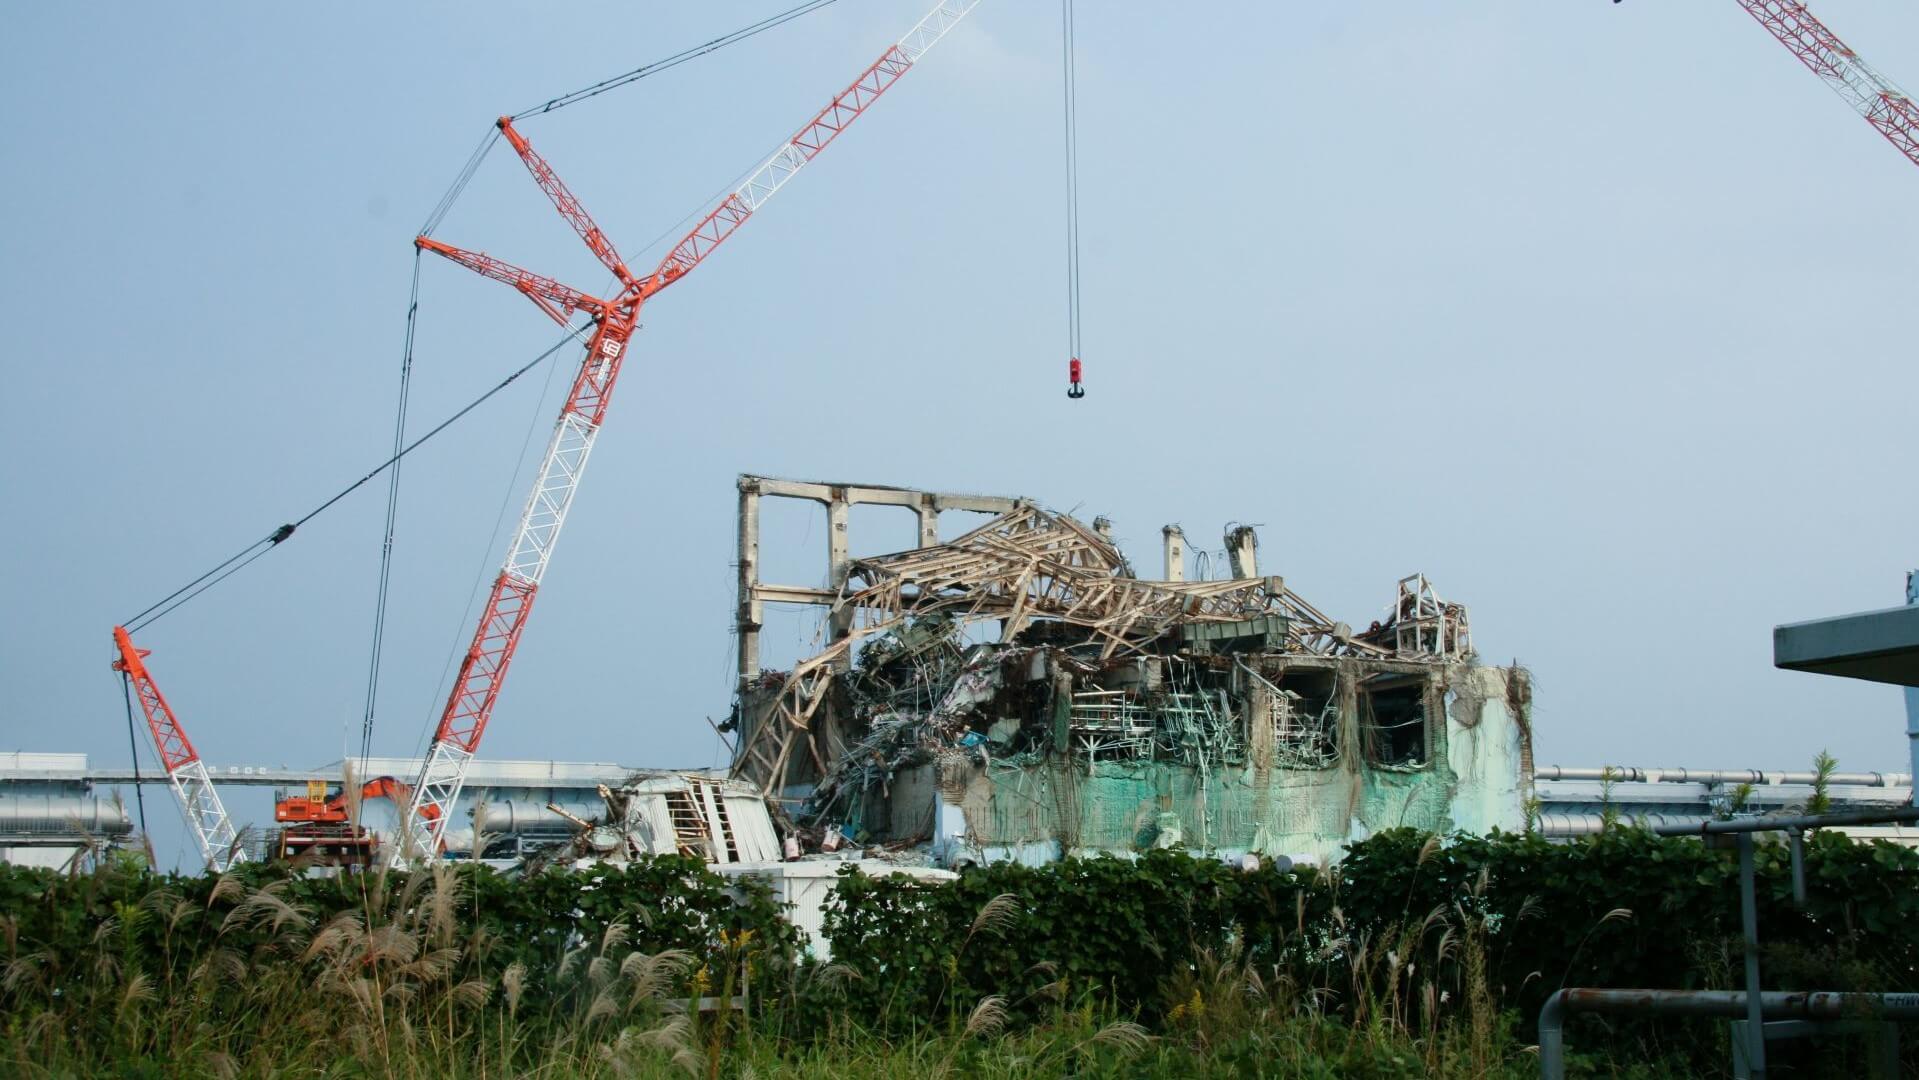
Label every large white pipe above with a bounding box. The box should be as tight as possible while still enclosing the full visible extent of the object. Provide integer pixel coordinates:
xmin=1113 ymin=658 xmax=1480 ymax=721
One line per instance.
xmin=1535 ymin=766 xmax=1910 ymax=787
xmin=0 ymin=795 xmax=133 ymax=836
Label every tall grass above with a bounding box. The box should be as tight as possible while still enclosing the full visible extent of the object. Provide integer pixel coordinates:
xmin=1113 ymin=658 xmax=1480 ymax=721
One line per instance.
xmin=19 ymin=824 xmax=1911 ymax=1078
xmin=0 ymin=864 xmax=1567 ymax=1078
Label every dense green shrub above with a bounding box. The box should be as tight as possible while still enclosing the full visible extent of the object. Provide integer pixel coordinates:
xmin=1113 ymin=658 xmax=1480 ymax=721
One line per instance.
xmin=818 ymin=827 xmax=1919 ymax=1073
xmin=2 ymin=828 xmax=1915 ymax=1076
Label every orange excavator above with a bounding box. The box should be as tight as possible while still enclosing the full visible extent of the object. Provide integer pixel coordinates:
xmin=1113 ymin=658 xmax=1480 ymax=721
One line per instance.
xmin=273 ymin=776 xmax=429 ymax=866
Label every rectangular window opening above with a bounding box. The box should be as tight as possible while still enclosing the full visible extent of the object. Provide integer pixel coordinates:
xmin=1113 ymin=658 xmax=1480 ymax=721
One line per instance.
xmin=1361 ymin=676 xmax=1428 ymax=769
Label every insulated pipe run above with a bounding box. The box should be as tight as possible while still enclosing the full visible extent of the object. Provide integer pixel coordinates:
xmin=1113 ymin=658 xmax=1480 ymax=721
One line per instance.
xmin=0 ymin=797 xmax=134 ymax=836
xmin=1535 ymin=765 xmax=1911 ymax=787
xmin=1538 ymin=813 xmax=1717 ymax=838
xmin=1649 ymin=806 xmax=1919 ymax=836
xmin=1538 ymin=989 xmax=1919 ymax=1079
xmin=1542 ymin=807 xmax=1919 ymax=841
xmin=473 ymin=800 xmax=598 ymax=834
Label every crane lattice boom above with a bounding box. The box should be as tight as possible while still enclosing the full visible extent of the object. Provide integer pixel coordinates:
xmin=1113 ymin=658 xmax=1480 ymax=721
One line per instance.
xmin=393 ymin=0 xmax=982 ymax=866
xmin=1736 ymin=0 xmax=1919 ymax=168
xmin=112 ymin=626 xmax=247 ymax=872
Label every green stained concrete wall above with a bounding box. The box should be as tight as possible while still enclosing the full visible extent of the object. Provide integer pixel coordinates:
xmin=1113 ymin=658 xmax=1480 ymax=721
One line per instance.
xmin=917 ymin=663 xmax=1532 ymax=867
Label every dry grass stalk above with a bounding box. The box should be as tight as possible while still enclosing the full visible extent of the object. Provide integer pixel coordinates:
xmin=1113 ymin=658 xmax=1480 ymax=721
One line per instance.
xmin=963 ymin=994 xmax=1008 ymax=1039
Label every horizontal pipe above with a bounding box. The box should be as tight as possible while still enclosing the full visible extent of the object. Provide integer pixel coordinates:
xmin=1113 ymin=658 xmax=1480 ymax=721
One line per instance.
xmin=1540 ymin=988 xmax=1919 ymax=1079
xmin=1541 ymin=809 xmax=1919 ymax=839
xmin=1538 ymin=813 xmax=1712 ymax=837
xmin=474 ymin=800 xmax=590 ymax=834
xmin=1652 ymin=807 xmax=1919 ymax=836
xmin=0 ymin=797 xmax=132 ymax=836
xmin=1536 ymin=766 xmax=1910 ymax=787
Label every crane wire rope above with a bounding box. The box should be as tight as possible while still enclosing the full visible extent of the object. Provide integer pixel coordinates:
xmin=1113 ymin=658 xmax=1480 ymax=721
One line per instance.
xmin=511 ymin=0 xmax=842 ymax=120
xmin=361 ymin=1 xmax=846 ymax=762
xmin=122 ymin=325 xmax=587 ymax=635
xmin=120 ymin=675 xmax=150 ymax=837
xmin=1061 ymin=0 xmax=1085 ymax=399
xmin=420 ymin=126 xmax=501 ymax=239
xmin=125 ymin=0 xmax=847 ymax=635
xmin=415 ymin=319 xmax=579 ymax=761
xmin=357 ymin=249 xmax=422 ymax=767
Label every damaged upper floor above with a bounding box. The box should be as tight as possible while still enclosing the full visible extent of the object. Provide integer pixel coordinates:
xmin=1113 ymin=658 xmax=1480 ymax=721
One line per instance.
xmin=724 ymin=475 xmax=1479 ymax=796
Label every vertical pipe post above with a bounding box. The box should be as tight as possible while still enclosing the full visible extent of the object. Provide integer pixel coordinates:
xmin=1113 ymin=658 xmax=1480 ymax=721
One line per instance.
xmin=1788 ymin=828 xmax=1805 ymax=907
xmin=1905 ymin=572 xmax=1918 ymax=807
xmin=1537 ymin=990 xmax=1566 ymax=1080
xmin=1738 ymin=832 xmax=1766 ymax=1079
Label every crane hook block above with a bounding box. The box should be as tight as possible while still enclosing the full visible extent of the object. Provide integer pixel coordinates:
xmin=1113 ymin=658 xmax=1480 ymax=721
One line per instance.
xmin=1067 ymin=357 xmax=1085 ymax=400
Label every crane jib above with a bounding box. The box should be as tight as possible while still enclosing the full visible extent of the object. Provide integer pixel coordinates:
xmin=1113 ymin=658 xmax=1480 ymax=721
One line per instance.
xmin=394 ymin=0 xmax=984 ymax=867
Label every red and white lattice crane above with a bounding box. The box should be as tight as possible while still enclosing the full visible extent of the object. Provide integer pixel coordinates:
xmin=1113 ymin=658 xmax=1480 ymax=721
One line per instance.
xmin=111 ymin=626 xmax=247 ymax=871
xmin=1730 ymin=1 xmax=1919 ymax=168
xmin=392 ymin=0 xmax=983 ymax=865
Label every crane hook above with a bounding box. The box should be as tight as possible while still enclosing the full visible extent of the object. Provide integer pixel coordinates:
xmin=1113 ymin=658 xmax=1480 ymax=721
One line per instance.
xmin=1067 ymin=356 xmax=1085 ymax=399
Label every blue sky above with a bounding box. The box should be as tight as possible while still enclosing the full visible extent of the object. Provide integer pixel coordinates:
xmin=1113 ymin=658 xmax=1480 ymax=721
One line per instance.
xmin=5 ymin=2 xmax=1918 ymax=869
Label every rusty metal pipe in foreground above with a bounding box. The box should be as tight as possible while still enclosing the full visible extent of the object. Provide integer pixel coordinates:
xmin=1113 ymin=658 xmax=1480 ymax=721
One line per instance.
xmin=1538 ymin=989 xmax=1919 ymax=1079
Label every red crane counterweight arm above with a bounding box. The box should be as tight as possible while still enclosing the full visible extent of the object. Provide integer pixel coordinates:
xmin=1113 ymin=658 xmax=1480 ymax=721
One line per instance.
xmin=415 ymin=237 xmax=606 ymax=325
xmin=496 ymin=117 xmax=637 ymax=288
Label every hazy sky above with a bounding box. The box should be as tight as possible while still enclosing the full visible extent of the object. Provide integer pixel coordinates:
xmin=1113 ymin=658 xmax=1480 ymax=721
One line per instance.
xmin=5 ymin=2 xmax=1917 ymax=869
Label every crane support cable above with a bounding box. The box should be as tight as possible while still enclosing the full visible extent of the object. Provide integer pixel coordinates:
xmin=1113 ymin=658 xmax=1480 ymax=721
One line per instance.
xmin=421 ymin=125 xmax=502 ymax=239
xmin=358 ymin=249 xmax=422 ymax=765
xmin=511 ymin=0 xmax=842 ymax=120
xmin=122 ymin=324 xmax=587 ymax=634
xmin=1061 ymin=0 xmax=1085 ymax=399
xmin=120 ymin=675 xmax=149 ymax=836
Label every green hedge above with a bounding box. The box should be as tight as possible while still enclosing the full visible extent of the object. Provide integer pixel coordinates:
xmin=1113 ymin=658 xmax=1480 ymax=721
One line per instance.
xmin=819 ymin=828 xmax=1919 ymax=1037
xmin=3 ymin=827 xmax=1915 ymax=1073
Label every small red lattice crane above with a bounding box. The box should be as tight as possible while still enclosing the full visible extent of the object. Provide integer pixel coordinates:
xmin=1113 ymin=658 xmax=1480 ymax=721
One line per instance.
xmin=111 ymin=626 xmax=247 ymax=871
xmin=392 ymin=0 xmax=983 ymax=864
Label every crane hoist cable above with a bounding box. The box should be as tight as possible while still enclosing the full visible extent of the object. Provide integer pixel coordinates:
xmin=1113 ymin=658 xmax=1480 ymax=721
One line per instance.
xmin=358 ymin=249 xmax=421 ymax=767
xmin=358 ymin=1 xmax=846 ymax=765
xmin=112 ymin=3 xmax=851 ymax=870
xmin=120 ymin=676 xmax=150 ymax=836
xmin=389 ymin=0 xmax=985 ymax=866
xmin=1062 ymin=0 xmax=1085 ymax=399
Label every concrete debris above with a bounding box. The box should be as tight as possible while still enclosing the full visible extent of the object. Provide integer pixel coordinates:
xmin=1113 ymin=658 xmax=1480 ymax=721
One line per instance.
xmin=724 ymin=476 xmax=1524 ymax=868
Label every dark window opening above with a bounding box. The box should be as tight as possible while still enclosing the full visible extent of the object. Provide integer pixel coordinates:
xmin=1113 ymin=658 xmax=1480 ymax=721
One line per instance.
xmin=1265 ymin=668 xmax=1339 ymax=769
xmin=1361 ymin=677 xmax=1428 ymax=768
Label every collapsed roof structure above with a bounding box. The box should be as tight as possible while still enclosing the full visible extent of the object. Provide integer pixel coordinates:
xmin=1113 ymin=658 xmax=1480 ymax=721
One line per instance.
xmin=725 ymin=475 xmax=1532 ymax=868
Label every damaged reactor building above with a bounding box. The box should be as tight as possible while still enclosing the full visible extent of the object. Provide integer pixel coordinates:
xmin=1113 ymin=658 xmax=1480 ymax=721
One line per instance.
xmin=724 ymin=476 xmax=1534 ymax=868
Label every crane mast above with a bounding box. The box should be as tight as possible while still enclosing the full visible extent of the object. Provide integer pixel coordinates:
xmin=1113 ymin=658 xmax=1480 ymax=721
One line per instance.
xmin=393 ymin=0 xmax=982 ymax=865
xmin=1733 ymin=0 xmax=1919 ymax=168
xmin=111 ymin=626 xmax=247 ymax=871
